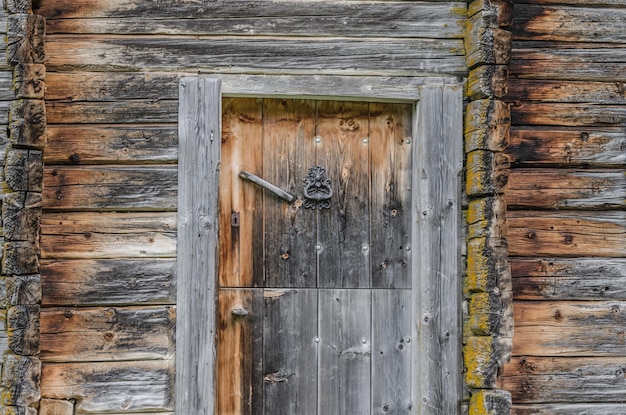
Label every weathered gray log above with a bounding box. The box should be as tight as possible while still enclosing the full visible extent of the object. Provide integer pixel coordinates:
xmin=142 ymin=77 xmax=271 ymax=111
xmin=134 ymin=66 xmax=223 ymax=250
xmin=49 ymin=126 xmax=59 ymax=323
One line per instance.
xmin=467 ymin=65 xmax=509 ymax=100
xmin=4 ymin=149 xmax=43 ymax=192
xmin=5 ymin=275 xmax=41 ymax=306
xmin=2 ymin=192 xmax=42 ymax=241
xmin=6 ymin=14 xmax=45 ymax=65
xmin=466 ymin=150 xmax=511 ymax=196
xmin=512 ymin=404 xmax=626 ymax=415
xmin=7 ymin=305 xmax=39 ymax=355
xmin=1 ymin=355 xmax=40 ymax=406
xmin=9 ymin=99 xmax=46 ymax=149
xmin=39 ymin=399 xmax=74 ymax=415
xmin=2 ymin=241 xmax=39 ymax=276
xmin=12 ymin=64 xmax=45 ymax=99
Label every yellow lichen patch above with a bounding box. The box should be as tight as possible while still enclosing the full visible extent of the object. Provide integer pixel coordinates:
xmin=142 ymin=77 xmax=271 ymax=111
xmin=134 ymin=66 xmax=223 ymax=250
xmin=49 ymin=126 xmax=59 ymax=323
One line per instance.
xmin=464 ymin=336 xmax=496 ymax=388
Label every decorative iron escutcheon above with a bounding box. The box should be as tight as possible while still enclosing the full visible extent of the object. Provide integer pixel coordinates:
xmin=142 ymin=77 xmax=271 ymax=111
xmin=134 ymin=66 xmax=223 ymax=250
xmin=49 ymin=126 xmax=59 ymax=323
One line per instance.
xmin=303 ymin=166 xmax=333 ymax=209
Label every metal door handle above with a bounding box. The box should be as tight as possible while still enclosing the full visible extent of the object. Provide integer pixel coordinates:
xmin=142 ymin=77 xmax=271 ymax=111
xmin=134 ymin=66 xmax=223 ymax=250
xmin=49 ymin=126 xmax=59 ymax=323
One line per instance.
xmin=239 ymin=170 xmax=296 ymax=203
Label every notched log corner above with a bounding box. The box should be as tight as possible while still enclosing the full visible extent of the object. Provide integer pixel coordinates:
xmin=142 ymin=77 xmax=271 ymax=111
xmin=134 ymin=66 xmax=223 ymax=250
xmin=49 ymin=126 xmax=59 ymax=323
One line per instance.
xmin=1 ymin=354 xmax=41 ymax=407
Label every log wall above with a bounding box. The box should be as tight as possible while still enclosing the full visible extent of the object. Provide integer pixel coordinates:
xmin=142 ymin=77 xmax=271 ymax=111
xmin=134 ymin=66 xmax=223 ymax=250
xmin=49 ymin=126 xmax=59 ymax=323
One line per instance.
xmin=502 ymin=1 xmax=626 ymax=413
xmin=30 ymin=1 xmax=470 ymax=413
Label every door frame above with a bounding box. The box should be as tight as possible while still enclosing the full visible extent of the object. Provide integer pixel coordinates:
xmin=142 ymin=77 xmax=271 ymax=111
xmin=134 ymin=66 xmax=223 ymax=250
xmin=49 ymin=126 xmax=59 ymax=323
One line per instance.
xmin=176 ymin=75 xmax=463 ymax=414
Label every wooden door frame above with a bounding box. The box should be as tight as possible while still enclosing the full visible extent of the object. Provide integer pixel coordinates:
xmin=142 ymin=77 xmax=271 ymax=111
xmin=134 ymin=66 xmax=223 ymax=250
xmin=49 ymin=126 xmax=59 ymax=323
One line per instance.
xmin=176 ymin=75 xmax=463 ymax=414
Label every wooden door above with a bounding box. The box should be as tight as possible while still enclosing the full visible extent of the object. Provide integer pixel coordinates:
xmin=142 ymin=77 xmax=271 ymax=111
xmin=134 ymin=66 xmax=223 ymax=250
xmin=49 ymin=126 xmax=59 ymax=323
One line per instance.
xmin=217 ymin=98 xmax=414 ymax=414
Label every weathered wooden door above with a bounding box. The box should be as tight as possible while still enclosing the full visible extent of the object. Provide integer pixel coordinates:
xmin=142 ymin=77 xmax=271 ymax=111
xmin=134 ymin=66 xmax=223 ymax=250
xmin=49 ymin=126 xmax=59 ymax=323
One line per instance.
xmin=217 ymin=97 xmax=414 ymax=414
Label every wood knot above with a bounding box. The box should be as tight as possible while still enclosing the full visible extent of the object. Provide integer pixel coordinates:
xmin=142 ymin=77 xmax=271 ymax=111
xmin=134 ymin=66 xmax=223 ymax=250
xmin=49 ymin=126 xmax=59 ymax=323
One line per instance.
xmin=63 ymin=309 xmax=72 ymax=319
xmin=554 ymin=309 xmax=563 ymax=320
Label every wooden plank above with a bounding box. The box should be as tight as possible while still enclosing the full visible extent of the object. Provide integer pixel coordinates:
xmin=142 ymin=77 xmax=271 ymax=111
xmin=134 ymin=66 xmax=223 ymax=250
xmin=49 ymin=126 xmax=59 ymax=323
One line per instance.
xmin=41 ymin=360 xmax=174 ymax=413
xmin=46 ymin=100 xmax=178 ymax=124
xmin=41 ymin=258 xmax=176 ymax=306
xmin=507 ymin=80 xmax=626 ymax=104
xmin=508 ymin=211 xmax=626 ymax=258
xmin=510 ymin=43 xmax=626 ymax=82
xmin=219 ymin=97 xmax=263 ymax=288
xmin=369 ymin=103 xmax=413 ymax=289
xmin=41 ymin=212 xmax=177 ymax=259
xmin=512 ymin=102 xmax=626 ymax=127
xmin=176 ymin=77 xmax=220 ymax=415
xmin=44 ymin=125 xmax=178 ymax=165
xmin=316 ymin=101 xmax=371 ymax=288
xmin=318 ymin=289 xmax=371 ymax=414
xmin=512 ymin=5 xmax=626 ymax=43
xmin=503 ymin=357 xmax=626 ymax=403
xmin=43 ymin=166 xmax=177 ymax=210
xmin=507 ymin=128 xmax=626 ymax=167
xmin=513 ymin=0 xmax=626 ymax=5
xmin=512 ymin=301 xmax=626 ymax=356
xmin=413 ymin=85 xmax=463 ymax=412
xmin=506 ymin=169 xmax=626 ymax=209
xmin=371 ymin=289 xmax=412 ymax=414
xmin=512 ymin=404 xmax=626 ymax=415
xmin=511 ymin=258 xmax=626 ymax=301
xmin=263 ymin=289 xmax=317 ymax=414
xmin=44 ymin=36 xmax=466 ymax=76
xmin=262 ymin=99 xmax=317 ymax=288
xmin=40 ymin=306 xmax=175 ymax=362
xmin=41 ymin=2 xmax=466 ymax=39
xmin=216 ymin=289 xmax=263 ymax=415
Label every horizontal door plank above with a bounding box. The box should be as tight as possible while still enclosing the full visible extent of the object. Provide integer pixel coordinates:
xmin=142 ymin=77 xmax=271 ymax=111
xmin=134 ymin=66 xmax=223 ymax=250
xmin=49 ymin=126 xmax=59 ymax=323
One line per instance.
xmin=503 ymin=357 xmax=626 ymax=403
xmin=513 ymin=301 xmax=626 ymax=356
xmin=507 ymin=128 xmax=626 ymax=167
xmin=507 ymin=80 xmax=626 ymax=104
xmin=511 ymin=102 xmax=626 ymax=127
xmin=511 ymin=258 xmax=626 ymax=301
xmin=41 ymin=212 xmax=177 ymax=259
xmin=512 ymin=404 xmax=626 ymax=415
xmin=47 ymin=100 xmax=178 ymax=124
xmin=43 ymin=166 xmax=177 ymax=210
xmin=41 ymin=360 xmax=174 ymax=412
xmin=41 ymin=258 xmax=176 ymax=306
xmin=45 ymin=35 xmax=466 ymax=75
xmin=45 ymin=125 xmax=178 ymax=165
xmin=506 ymin=169 xmax=625 ymax=209
xmin=512 ymin=5 xmax=626 ymax=43
xmin=42 ymin=1 xmax=465 ymax=39
xmin=507 ymin=211 xmax=626 ymax=258
xmin=41 ymin=305 xmax=175 ymax=362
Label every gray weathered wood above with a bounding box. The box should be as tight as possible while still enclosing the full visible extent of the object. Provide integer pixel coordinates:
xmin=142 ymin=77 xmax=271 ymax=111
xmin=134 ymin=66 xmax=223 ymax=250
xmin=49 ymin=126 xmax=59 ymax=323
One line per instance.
xmin=318 ymin=289 xmax=371 ymax=414
xmin=263 ymin=289 xmax=318 ymax=414
xmin=317 ymin=101 xmax=371 ymax=288
xmin=512 ymin=404 xmax=626 ymax=415
xmin=45 ymin=36 xmax=466 ymax=76
xmin=372 ymin=289 xmax=412 ymax=414
xmin=41 ymin=360 xmax=174 ymax=413
xmin=262 ymin=99 xmax=317 ymax=288
xmin=413 ymin=85 xmax=463 ymax=414
xmin=176 ymin=77 xmax=221 ymax=415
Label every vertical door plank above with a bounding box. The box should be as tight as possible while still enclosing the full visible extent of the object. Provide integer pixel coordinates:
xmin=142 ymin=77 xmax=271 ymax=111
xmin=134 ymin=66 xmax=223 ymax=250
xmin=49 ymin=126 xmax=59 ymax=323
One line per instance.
xmin=263 ymin=99 xmax=317 ymax=288
xmin=216 ymin=289 xmax=264 ymax=415
xmin=369 ymin=103 xmax=413 ymax=289
xmin=176 ymin=77 xmax=221 ymax=415
xmin=316 ymin=101 xmax=371 ymax=288
xmin=263 ymin=289 xmax=318 ymax=414
xmin=372 ymin=289 xmax=413 ymax=414
xmin=318 ymin=289 xmax=372 ymax=414
xmin=220 ymin=98 xmax=264 ymax=287
xmin=413 ymin=85 xmax=463 ymax=413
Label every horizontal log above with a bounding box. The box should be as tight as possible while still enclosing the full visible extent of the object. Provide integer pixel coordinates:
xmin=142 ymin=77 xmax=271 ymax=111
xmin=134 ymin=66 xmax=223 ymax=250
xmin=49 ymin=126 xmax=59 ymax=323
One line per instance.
xmin=41 ymin=258 xmax=176 ymax=306
xmin=41 ymin=1 xmax=465 ymax=39
xmin=512 ymin=404 xmax=626 ymax=415
xmin=512 ymin=301 xmax=626 ymax=356
xmin=41 ymin=360 xmax=174 ymax=413
xmin=44 ymin=35 xmax=466 ymax=75
xmin=506 ymin=169 xmax=625 ymax=209
xmin=47 ymin=100 xmax=178 ymax=124
xmin=507 ymin=211 xmax=626 ymax=257
xmin=44 ymin=125 xmax=178 ymax=165
xmin=507 ymin=80 xmax=626 ymax=104
xmin=512 ymin=5 xmax=626 ymax=43
xmin=511 ymin=258 xmax=626 ymax=300
xmin=510 ymin=43 xmax=626 ymax=81
xmin=40 ymin=305 xmax=175 ymax=362
xmin=507 ymin=128 xmax=626 ymax=166
xmin=511 ymin=102 xmax=626 ymax=127
xmin=43 ymin=166 xmax=177 ymax=210
xmin=40 ymin=212 xmax=177 ymax=259
xmin=514 ymin=0 xmax=626 ymax=4
xmin=503 ymin=357 xmax=626 ymax=403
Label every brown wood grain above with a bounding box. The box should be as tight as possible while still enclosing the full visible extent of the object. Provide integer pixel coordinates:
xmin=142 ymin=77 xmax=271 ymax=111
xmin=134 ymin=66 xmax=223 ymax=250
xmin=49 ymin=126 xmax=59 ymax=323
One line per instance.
xmin=506 ymin=169 xmax=625 ymax=209
xmin=507 ymin=211 xmax=626 ymax=258
xmin=507 ymin=79 xmax=626 ymax=104
xmin=47 ymin=100 xmax=178 ymax=124
xmin=511 ymin=102 xmax=626 ymax=127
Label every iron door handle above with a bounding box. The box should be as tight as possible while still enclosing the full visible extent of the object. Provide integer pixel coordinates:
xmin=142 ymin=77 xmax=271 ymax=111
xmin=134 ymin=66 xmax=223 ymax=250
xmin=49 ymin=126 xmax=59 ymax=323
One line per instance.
xmin=239 ymin=170 xmax=296 ymax=203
